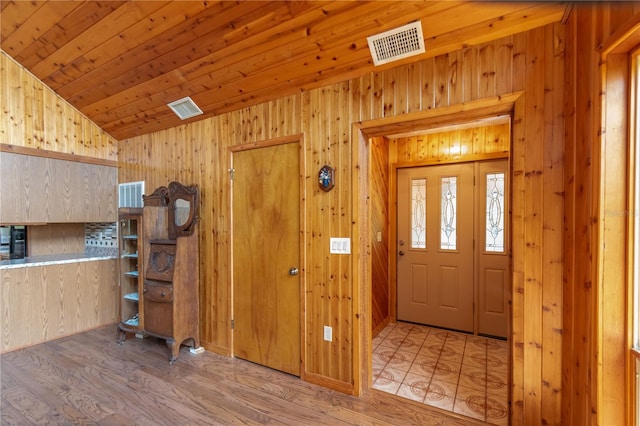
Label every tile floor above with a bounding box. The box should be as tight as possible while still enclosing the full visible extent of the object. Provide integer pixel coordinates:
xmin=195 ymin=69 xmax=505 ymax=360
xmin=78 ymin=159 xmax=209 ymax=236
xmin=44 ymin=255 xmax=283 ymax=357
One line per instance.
xmin=372 ymin=321 xmax=509 ymax=425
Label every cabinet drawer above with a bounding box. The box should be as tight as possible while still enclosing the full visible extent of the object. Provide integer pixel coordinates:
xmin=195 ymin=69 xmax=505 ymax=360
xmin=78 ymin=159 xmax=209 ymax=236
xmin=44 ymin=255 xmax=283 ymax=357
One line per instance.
xmin=143 ymin=282 xmax=173 ymax=302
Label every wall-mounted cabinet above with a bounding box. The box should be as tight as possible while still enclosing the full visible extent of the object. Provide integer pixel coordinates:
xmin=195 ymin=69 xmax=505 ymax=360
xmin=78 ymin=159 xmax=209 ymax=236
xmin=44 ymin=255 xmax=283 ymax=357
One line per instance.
xmin=0 ymin=151 xmax=117 ymax=223
xmin=117 ymin=209 xmax=143 ymax=336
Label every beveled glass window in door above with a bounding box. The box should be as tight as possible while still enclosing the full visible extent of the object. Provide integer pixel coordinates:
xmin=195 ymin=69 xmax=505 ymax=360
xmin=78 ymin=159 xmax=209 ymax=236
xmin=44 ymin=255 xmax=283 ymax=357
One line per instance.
xmin=411 ymin=178 xmax=426 ymax=249
xmin=485 ymin=172 xmax=505 ymax=253
xmin=440 ymin=176 xmax=457 ymax=250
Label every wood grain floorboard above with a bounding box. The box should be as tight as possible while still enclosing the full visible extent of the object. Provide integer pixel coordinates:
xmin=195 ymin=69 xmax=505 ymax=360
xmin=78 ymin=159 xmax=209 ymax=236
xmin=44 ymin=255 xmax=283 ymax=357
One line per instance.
xmin=1 ymin=325 xmax=486 ymax=425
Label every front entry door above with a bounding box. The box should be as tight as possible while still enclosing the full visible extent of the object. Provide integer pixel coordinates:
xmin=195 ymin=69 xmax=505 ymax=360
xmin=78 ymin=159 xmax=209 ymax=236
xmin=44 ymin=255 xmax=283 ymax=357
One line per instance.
xmin=232 ymin=141 xmax=301 ymax=376
xmin=396 ymin=164 xmax=475 ymax=332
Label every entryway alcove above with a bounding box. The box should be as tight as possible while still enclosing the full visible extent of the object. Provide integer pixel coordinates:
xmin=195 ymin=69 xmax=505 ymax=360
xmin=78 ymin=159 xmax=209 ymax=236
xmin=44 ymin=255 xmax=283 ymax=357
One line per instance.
xmin=351 ymin=93 xmax=525 ymax=412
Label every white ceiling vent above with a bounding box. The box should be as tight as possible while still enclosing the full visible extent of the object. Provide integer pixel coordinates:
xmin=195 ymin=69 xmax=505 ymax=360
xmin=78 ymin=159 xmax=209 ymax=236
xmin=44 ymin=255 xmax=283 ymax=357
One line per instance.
xmin=367 ymin=21 xmax=425 ymax=66
xmin=167 ymin=96 xmax=203 ymax=120
xmin=118 ymin=181 xmax=145 ymax=208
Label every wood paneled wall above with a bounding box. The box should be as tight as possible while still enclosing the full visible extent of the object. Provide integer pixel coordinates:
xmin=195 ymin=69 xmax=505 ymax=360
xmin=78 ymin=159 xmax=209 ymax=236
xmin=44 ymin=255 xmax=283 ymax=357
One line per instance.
xmin=0 ymin=52 xmax=117 ymax=160
xmin=389 ymin=122 xmax=510 ymax=164
xmin=119 ymin=22 xmax=567 ymax=424
xmin=370 ymin=136 xmax=390 ymax=336
xmin=119 ymin=96 xmax=302 ymax=356
xmin=0 ymin=259 xmax=117 ymax=353
xmin=1 ymin=3 xmax=634 ymax=422
xmin=563 ymin=3 xmax=640 ymax=425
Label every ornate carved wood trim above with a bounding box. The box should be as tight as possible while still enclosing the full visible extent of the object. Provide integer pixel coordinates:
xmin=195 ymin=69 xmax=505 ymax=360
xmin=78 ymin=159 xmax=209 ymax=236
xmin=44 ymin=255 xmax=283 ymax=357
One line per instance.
xmin=168 ymin=181 xmax=199 ymax=239
xmin=143 ymin=186 xmax=169 ymax=206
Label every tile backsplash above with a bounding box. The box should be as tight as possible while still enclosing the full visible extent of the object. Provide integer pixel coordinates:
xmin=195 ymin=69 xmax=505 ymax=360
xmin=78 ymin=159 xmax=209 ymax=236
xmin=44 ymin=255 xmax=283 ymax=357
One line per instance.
xmin=85 ymin=223 xmax=118 ymax=257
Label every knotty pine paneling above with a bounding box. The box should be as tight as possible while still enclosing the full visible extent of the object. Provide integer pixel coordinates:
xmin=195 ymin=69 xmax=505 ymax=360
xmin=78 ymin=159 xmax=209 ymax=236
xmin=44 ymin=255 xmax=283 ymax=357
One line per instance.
xmin=370 ymin=137 xmax=390 ymax=336
xmin=0 ymin=259 xmax=117 ymax=353
xmin=0 ymin=52 xmax=117 ymax=160
xmin=118 ymin=95 xmax=302 ymax=356
xmin=390 ymin=122 xmax=510 ymax=164
xmin=306 ymin=82 xmax=354 ymax=384
xmin=119 ymin=24 xmax=566 ymax=415
xmin=563 ymin=4 xmax=640 ymax=426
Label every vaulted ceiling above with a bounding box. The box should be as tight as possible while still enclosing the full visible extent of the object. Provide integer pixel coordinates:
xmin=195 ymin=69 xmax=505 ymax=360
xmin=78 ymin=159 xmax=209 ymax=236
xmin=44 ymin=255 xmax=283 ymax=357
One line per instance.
xmin=0 ymin=1 xmax=568 ymax=140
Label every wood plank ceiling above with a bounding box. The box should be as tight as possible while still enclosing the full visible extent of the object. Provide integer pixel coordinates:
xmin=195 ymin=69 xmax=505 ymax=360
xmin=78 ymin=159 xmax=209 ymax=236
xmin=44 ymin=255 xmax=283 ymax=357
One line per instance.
xmin=0 ymin=1 xmax=569 ymax=140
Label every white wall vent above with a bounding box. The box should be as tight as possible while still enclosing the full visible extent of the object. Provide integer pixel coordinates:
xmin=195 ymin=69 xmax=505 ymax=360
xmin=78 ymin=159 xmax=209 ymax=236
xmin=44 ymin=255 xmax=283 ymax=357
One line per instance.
xmin=118 ymin=181 xmax=145 ymax=208
xmin=167 ymin=96 xmax=203 ymax=120
xmin=367 ymin=21 xmax=425 ymax=66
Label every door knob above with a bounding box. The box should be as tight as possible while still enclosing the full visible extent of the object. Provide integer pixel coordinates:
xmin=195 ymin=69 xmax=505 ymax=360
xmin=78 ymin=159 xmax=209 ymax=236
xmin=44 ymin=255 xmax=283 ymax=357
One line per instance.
xmin=398 ymin=250 xmax=405 ymax=256
xmin=289 ymin=267 xmax=299 ymax=276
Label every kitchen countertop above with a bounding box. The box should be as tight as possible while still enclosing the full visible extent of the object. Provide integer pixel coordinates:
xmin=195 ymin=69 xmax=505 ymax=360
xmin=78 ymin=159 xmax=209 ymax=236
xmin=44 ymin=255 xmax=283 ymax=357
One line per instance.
xmin=0 ymin=253 xmax=117 ymax=270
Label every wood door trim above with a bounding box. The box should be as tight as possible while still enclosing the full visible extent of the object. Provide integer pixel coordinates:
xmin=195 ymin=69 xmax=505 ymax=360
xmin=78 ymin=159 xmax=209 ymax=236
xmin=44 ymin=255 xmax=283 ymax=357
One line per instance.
xmin=394 ymin=152 xmax=509 ymax=169
xmin=228 ymin=134 xmax=303 ymax=153
xmin=357 ymin=92 xmax=522 ymax=138
xmin=352 ymin=91 xmax=522 ymax=398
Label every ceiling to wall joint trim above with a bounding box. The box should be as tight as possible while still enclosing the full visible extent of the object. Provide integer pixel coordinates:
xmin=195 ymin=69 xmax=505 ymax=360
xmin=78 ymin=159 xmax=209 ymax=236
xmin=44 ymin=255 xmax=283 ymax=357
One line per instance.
xmin=367 ymin=21 xmax=425 ymax=66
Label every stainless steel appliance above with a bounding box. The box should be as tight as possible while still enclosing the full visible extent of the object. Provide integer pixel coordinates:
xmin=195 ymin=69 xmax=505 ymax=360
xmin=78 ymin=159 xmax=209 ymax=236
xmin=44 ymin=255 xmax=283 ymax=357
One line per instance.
xmin=0 ymin=226 xmax=27 ymax=259
xmin=0 ymin=226 xmax=9 ymax=259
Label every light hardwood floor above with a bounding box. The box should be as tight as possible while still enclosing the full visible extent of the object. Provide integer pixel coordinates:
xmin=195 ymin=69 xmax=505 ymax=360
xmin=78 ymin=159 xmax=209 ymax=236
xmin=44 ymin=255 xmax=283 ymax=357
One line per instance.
xmin=0 ymin=325 xmax=486 ymax=425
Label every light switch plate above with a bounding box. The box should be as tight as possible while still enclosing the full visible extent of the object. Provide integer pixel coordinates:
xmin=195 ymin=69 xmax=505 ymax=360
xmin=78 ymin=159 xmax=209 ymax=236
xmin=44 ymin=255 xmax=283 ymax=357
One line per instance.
xmin=330 ymin=237 xmax=350 ymax=254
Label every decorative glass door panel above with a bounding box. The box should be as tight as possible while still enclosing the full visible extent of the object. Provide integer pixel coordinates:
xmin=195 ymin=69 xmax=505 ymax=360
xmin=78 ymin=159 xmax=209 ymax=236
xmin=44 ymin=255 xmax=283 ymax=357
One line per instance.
xmin=485 ymin=172 xmax=506 ymax=253
xmin=440 ymin=176 xmax=458 ymax=251
xmin=411 ymin=178 xmax=426 ymax=249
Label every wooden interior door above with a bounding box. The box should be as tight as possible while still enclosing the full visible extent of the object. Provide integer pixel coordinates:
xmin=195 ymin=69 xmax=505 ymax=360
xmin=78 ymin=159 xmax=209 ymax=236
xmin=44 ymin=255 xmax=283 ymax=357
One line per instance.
xmin=232 ymin=141 xmax=301 ymax=376
xmin=396 ymin=164 xmax=474 ymax=332
xmin=476 ymin=159 xmax=509 ymax=338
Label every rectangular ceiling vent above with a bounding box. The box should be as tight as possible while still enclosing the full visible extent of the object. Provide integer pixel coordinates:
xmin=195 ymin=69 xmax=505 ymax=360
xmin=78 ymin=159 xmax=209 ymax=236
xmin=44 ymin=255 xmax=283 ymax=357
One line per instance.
xmin=167 ymin=96 xmax=203 ymax=120
xmin=367 ymin=21 xmax=425 ymax=67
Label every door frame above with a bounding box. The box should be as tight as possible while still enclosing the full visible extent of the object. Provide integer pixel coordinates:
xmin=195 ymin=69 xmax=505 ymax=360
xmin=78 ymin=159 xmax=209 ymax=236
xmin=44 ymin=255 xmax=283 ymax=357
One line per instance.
xmin=351 ymin=92 xmax=523 ymax=396
xmin=228 ymin=134 xmax=307 ymax=374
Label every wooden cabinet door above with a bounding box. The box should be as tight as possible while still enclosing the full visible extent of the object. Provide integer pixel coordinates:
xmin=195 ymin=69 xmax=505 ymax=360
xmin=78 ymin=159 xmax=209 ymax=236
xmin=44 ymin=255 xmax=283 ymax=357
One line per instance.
xmin=0 ymin=152 xmax=116 ymax=223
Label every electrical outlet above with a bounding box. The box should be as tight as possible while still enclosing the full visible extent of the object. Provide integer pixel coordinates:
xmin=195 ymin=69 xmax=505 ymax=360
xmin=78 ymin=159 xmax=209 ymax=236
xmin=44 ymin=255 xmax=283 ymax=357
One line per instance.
xmin=323 ymin=326 xmax=332 ymax=342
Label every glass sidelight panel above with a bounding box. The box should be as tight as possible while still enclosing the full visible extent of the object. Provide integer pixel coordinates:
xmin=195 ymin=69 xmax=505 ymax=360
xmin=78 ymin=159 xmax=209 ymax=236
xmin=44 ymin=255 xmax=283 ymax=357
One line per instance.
xmin=485 ymin=172 xmax=505 ymax=253
xmin=411 ymin=178 xmax=426 ymax=249
xmin=440 ymin=176 xmax=457 ymax=250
